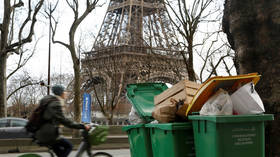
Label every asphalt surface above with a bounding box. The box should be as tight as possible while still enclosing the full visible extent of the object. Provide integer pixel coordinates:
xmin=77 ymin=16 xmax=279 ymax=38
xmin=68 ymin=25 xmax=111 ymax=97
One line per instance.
xmin=0 ymin=149 xmax=131 ymax=157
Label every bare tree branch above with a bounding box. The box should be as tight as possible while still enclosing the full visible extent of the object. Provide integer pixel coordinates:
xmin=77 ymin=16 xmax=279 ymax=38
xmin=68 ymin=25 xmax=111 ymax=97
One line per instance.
xmin=8 ymin=0 xmax=17 ymax=46
xmin=92 ymin=82 xmax=108 ymax=117
xmin=205 ymin=54 xmax=231 ymax=81
xmin=7 ymin=37 xmax=41 ymax=79
xmin=7 ymin=81 xmax=41 ymax=100
xmin=50 ymin=14 xmax=70 ymax=48
xmin=165 ymin=0 xmax=220 ymax=81
xmin=6 ymin=0 xmax=44 ymax=53
xmin=11 ymin=0 xmax=24 ymax=11
xmin=222 ymin=57 xmax=232 ymax=76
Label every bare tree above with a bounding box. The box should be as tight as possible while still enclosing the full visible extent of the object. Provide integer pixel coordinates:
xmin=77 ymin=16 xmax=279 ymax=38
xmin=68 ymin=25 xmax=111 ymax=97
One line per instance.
xmin=50 ymin=0 xmax=99 ymax=126
xmin=82 ymin=59 xmax=128 ymax=124
xmin=6 ymin=38 xmax=43 ymax=101
xmin=165 ymin=0 xmax=224 ymax=81
xmin=7 ymin=71 xmax=44 ymax=117
xmin=7 ymin=81 xmax=27 ymax=117
xmin=0 ymin=0 xmax=45 ymax=117
xmin=195 ymin=30 xmax=235 ymax=82
xmin=7 ymin=71 xmax=41 ymax=101
xmin=7 ymin=72 xmax=73 ymax=118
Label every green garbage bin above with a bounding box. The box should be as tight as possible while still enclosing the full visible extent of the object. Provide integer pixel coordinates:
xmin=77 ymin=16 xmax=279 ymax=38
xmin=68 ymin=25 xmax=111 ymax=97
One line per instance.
xmin=123 ymin=83 xmax=168 ymax=157
xmin=145 ymin=122 xmax=195 ymax=157
xmin=123 ymin=124 xmax=153 ymax=157
xmin=126 ymin=83 xmax=168 ymax=122
xmin=188 ymin=114 xmax=274 ymax=157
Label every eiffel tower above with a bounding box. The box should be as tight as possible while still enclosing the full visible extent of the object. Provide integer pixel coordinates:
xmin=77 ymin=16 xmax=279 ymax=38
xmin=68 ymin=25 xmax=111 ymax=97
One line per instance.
xmin=82 ymin=0 xmax=188 ymax=121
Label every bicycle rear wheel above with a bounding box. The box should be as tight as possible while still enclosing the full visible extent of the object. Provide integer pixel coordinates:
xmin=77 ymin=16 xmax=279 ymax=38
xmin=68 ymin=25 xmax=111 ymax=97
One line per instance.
xmin=91 ymin=151 xmax=113 ymax=157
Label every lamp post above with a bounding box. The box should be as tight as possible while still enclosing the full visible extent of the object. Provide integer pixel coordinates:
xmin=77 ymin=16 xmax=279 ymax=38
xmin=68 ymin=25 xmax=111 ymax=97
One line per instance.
xmin=46 ymin=1 xmax=58 ymax=95
xmin=47 ymin=3 xmax=51 ymax=95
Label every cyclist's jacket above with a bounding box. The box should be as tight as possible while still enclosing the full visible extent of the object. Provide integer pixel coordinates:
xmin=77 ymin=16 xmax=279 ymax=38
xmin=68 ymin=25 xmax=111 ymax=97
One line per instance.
xmin=35 ymin=95 xmax=85 ymax=144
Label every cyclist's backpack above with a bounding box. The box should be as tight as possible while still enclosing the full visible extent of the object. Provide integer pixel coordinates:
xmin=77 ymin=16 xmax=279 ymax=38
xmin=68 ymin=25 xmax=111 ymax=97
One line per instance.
xmin=25 ymin=96 xmax=57 ymax=134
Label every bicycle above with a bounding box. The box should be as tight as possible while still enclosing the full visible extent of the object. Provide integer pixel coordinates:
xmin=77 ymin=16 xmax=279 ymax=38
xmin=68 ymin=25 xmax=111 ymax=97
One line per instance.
xmin=18 ymin=124 xmax=113 ymax=157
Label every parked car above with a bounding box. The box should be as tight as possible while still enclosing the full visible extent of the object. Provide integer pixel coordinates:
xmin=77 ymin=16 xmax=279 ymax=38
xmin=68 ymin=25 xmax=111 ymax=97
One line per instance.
xmin=0 ymin=117 xmax=31 ymax=139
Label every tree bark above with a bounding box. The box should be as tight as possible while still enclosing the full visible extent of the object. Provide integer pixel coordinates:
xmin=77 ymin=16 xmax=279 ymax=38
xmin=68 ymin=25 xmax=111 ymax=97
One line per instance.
xmin=223 ymin=0 xmax=280 ymax=156
xmin=0 ymin=53 xmax=8 ymax=117
xmin=0 ymin=0 xmax=11 ymax=117
xmin=187 ymin=43 xmax=196 ymax=81
xmin=72 ymin=58 xmax=81 ymax=137
xmin=73 ymin=57 xmax=81 ymax=119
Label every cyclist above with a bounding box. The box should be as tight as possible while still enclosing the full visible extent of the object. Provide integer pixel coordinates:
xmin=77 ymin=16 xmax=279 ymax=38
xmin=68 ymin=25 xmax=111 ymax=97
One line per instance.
xmin=34 ymin=85 xmax=90 ymax=157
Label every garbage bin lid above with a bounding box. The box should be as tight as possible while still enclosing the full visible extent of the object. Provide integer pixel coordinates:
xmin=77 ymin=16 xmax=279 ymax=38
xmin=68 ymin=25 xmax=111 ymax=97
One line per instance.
xmin=126 ymin=83 xmax=168 ymax=122
xmin=186 ymin=73 xmax=261 ymax=116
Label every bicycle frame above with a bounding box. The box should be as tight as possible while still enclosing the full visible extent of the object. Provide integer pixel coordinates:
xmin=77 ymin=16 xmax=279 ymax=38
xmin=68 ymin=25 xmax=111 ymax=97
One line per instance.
xmin=76 ymin=140 xmax=92 ymax=157
xmin=75 ymin=124 xmax=112 ymax=157
xmin=76 ymin=128 xmax=92 ymax=157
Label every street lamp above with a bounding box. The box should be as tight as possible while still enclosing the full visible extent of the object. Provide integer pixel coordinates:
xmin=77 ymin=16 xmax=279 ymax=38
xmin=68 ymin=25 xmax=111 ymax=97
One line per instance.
xmin=45 ymin=1 xmax=58 ymax=95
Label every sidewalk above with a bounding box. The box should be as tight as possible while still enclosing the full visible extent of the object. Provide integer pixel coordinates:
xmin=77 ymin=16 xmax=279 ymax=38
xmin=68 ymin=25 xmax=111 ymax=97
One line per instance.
xmin=0 ymin=135 xmax=129 ymax=154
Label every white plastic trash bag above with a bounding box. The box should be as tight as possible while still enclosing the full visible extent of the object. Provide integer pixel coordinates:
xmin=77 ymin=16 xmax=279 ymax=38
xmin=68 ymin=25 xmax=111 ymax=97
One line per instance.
xmin=200 ymin=88 xmax=233 ymax=115
xmin=231 ymin=82 xmax=265 ymax=115
xmin=128 ymin=106 xmax=146 ymax=124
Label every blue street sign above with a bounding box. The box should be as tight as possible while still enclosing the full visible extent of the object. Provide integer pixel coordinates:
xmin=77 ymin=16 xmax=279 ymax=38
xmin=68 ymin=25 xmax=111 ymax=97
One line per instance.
xmin=82 ymin=93 xmax=91 ymax=123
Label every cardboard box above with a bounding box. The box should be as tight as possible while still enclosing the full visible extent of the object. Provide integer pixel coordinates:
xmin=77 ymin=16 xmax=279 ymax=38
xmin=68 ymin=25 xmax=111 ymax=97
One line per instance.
xmin=154 ymin=80 xmax=201 ymax=118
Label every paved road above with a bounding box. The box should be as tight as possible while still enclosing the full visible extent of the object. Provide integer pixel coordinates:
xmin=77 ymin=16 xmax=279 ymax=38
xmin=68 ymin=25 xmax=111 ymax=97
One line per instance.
xmin=0 ymin=149 xmax=131 ymax=157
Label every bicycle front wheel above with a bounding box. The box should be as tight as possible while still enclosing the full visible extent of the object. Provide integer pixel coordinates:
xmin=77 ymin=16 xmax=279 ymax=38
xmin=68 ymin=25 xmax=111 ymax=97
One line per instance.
xmin=18 ymin=154 xmax=42 ymax=157
xmin=91 ymin=152 xmax=113 ymax=157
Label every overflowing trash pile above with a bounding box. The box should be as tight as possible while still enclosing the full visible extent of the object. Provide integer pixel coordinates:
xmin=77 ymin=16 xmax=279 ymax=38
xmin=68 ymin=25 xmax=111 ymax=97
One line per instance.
xmin=127 ymin=73 xmax=266 ymax=125
xmin=123 ymin=73 xmax=273 ymax=157
xmin=151 ymin=73 xmax=265 ymax=123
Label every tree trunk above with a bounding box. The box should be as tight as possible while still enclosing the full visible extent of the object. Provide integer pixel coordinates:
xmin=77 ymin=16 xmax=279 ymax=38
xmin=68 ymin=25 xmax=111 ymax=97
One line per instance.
xmin=187 ymin=42 xmax=196 ymax=81
xmin=0 ymin=0 xmax=11 ymax=118
xmin=223 ymin=1 xmax=280 ymax=156
xmin=107 ymin=116 xmax=113 ymax=125
xmin=109 ymin=111 xmax=114 ymax=125
xmin=0 ymin=53 xmax=7 ymax=117
xmin=73 ymin=57 xmax=81 ymax=137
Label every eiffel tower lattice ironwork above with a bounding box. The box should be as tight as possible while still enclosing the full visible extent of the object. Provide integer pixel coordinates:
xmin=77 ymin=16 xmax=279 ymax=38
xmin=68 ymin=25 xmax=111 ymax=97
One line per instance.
xmin=81 ymin=0 xmax=188 ymax=120
xmin=83 ymin=0 xmax=188 ymax=82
